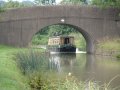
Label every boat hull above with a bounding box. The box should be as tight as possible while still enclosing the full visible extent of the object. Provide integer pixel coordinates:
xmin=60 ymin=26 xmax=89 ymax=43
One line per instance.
xmin=48 ymin=45 xmax=76 ymax=53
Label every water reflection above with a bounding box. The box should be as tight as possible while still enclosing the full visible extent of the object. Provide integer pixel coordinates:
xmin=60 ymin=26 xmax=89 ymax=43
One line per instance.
xmin=84 ymin=54 xmax=97 ymax=81
xmin=48 ymin=53 xmax=120 ymax=88
xmin=49 ymin=53 xmax=76 ymax=72
xmin=49 ymin=54 xmax=61 ymax=72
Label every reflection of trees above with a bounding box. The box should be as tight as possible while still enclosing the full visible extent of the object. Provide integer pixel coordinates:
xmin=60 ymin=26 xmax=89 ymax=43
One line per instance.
xmin=48 ymin=53 xmax=76 ymax=72
xmin=49 ymin=55 xmax=61 ymax=72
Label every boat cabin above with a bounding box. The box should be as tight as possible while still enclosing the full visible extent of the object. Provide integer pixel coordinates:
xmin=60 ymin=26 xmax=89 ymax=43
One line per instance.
xmin=48 ymin=36 xmax=75 ymax=46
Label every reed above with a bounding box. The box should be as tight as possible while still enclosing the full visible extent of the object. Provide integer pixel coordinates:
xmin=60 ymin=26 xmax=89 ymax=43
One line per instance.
xmin=16 ymin=50 xmax=49 ymax=75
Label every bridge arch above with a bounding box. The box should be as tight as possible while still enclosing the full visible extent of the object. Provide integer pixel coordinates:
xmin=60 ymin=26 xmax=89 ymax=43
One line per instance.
xmin=31 ymin=23 xmax=94 ymax=54
xmin=0 ymin=6 xmax=119 ymax=54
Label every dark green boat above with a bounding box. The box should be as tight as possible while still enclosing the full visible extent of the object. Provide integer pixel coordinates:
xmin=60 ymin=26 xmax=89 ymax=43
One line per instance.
xmin=48 ymin=36 xmax=76 ymax=52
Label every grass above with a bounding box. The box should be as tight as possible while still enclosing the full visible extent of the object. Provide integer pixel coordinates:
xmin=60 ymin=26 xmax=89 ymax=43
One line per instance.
xmin=0 ymin=45 xmax=30 ymax=90
xmin=97 ymin=38 xmax=120 ymax=51
xmin=97 ymin=38 xmax=120 ymax=58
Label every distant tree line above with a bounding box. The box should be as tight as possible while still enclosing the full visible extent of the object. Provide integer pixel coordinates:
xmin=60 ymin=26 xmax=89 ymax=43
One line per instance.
xmin=0 ymin=0 xmax=56 ymax=9
xmin=0 ymin=0 xmax=119 ymax=9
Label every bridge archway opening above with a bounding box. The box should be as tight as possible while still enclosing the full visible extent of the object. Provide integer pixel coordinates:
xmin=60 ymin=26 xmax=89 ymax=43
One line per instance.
xmin=31 ymin=24 xmax=94 ymax=54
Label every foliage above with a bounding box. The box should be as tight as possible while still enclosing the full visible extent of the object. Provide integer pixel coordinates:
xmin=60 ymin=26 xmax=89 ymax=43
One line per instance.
xmin=92 ymin=0 xmax=120 ymax=8
xmin=32 ymin=24 xmax=86 ymax=49
xmin=61 ymin=0 xmax=89 ymax=5
xmin=0 ymin=7 xmax=5 ymax=13
xmin=16 ymin=50 xmax=49 ymax=75
xmin=29 ymin=72 xmax=115 ymax=90
xmin=70 ymin=33 xmax=86 ymax=49
xmin=48 ymin=25 xmax=77 ymax=36
xmin=0 ymin=45 xmax=30 ymax=90
xmin=97 ymin=38 xmax=120 ymax=51
xmin=3 ymin=0 xmax=24 ymax=9
xmin=32 ymin=34 xmax=48 ymax=45
xmin=61 ymin=0 xmax=120 ymax=7
xmin=0 ymin=0 xmax=34 ymax=9
xmin=96 ymin=38 xmax=120 ymax=57
xmin=39 ymin=25 xmax=77 ymax=36
xmin=34 ymin=0 xmax=56 ymax=5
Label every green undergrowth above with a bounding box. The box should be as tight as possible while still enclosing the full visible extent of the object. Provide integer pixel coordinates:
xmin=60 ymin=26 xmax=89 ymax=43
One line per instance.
xmin=0 ymin=45 xmax=30 ymax=90
xmin=97 ymin=38 xmax=120 ymax=58
xmin=28 ymin=72 xmax=117 ymax=90
xmin=97 ymin=38 xmax=120 ymax=51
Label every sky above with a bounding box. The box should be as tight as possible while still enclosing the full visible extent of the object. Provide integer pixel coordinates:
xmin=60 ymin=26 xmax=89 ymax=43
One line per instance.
xmin=2 ymin=0 xmax=62 ymax=3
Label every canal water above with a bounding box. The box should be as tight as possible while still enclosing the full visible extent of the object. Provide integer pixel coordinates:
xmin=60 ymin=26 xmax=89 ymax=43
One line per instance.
xmin=48 ymin=53 xmax=120 ymax=88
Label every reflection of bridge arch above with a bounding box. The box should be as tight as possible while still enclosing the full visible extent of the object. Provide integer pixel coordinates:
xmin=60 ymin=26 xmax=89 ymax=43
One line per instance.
xmin=0 ymin=6 xmax=119 ymax=54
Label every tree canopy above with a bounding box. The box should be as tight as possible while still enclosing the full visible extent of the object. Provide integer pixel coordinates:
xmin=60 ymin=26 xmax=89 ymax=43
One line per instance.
xmin=0 ymin=0 xmax=120 ymax=9
xmin=61 ymin=0 xmax=120 ymax=7
xmin=92 ymin=0 xmax=120 ymax=8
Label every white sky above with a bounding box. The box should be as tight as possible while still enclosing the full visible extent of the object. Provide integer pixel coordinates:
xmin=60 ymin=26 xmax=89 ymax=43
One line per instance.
xmin=2 ymin=0 xmax=62 ymax=3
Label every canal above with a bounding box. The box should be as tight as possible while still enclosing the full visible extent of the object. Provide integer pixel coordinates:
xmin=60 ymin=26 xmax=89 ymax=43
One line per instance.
xmin=48 ymin=53 xmax=120 ymax=88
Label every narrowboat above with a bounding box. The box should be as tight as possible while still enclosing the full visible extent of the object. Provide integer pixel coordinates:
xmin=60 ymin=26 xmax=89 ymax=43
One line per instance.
xmin=47 ymin=36 xmax=76 ymax=52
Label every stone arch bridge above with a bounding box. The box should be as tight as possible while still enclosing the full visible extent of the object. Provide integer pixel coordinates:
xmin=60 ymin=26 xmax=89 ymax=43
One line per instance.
xmin=0 ymin=5 xmax=120 ymax=53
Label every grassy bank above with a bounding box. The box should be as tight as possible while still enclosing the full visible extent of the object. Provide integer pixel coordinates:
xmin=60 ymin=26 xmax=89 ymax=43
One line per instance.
xmin=97 ymin=38 xmax=120 ymax=50
xmin=0 ymin=45 xmax=30 ymax=90
xmin=96 ymin=38 xmax=120 ymax=58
